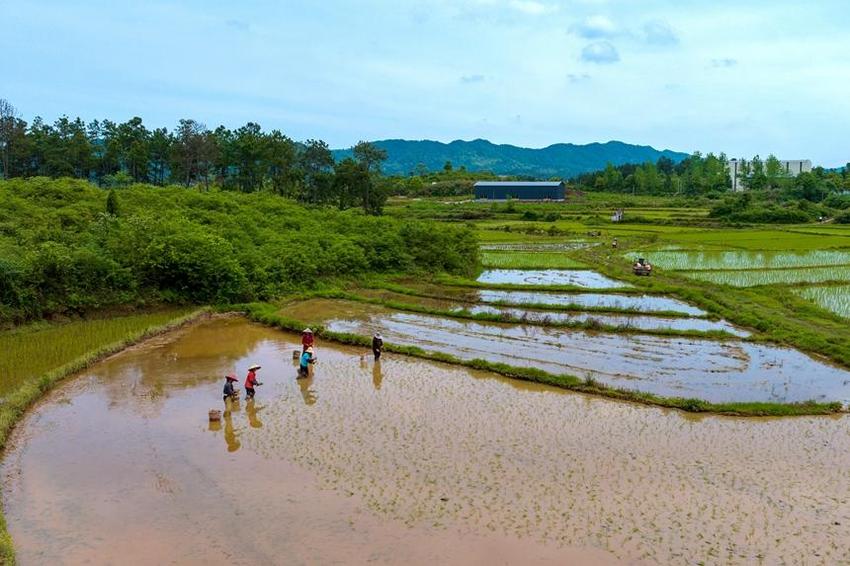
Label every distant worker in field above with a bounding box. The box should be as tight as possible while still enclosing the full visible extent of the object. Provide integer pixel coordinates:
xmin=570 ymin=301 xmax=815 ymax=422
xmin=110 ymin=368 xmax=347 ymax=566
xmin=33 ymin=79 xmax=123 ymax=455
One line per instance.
xmin=223 ymin=373 xmax=239 ymax=404
xmin=612 ymin=238 xmax=619 ymax=249
xmin=633 ymin=257 xmax=652 ymax=275
xmin=372 ymin=332 xmax=384 ymax=361
xmin=244 ymin=364 xmax=262 ymax=400
xmin=299 ymin=347 xmax=315 ymax=378
xmin=302 ymin=328 xmax=315 ymax=353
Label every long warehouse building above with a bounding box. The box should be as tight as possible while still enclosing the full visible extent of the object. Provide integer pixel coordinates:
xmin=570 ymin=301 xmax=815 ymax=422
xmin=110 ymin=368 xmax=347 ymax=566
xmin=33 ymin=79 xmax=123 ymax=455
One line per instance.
xmin=473 ymin=181 xmax=566 ymax=201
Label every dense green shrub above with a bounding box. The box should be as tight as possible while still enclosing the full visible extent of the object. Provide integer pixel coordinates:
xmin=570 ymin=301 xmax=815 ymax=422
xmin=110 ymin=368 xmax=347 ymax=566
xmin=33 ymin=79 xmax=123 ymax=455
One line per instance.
xmin=0 ymin=177 xmax=479 ymax=322
xmin=824 ymin=194 xmax=850 ymax=210
xmin=709 ymin=195 xmax=816 ymax=223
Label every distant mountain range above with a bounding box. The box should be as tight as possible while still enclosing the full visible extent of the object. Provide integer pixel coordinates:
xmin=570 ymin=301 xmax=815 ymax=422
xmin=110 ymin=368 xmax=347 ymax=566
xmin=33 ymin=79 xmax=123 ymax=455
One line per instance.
xmin=332 ymin=139 xmax=689 ymax=179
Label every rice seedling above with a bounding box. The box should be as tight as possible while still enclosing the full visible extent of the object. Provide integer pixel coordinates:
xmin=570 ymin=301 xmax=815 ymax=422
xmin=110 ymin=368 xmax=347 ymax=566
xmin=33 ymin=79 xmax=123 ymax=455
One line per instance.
xmin=480 ymin=242 xmax=593 ymax=251
xmin=795 ymin=286 xmax=850 ymax=319
xmin=667 ymin=229 xmax=850 ymax=251
xmin=633 ymin=250 xmax=850 ymax=271
xmin=480 ymin=251 xmax=588 ymax=269
xmin=682 ymin=266 xmax=850 ymax=287
xmin=0 ymin=309 xmax=196 ymax=397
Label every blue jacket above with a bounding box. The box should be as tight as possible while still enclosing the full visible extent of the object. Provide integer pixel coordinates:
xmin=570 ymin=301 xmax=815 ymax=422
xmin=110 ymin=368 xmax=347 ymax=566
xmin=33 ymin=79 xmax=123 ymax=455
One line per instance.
xmin=300 ymin=351 xmax=314 ymax=368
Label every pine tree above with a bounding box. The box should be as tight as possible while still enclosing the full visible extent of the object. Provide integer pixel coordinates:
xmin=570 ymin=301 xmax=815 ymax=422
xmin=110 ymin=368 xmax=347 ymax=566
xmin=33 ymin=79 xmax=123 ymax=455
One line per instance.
xmin=106 ymin=189 xmax=120 ymax=216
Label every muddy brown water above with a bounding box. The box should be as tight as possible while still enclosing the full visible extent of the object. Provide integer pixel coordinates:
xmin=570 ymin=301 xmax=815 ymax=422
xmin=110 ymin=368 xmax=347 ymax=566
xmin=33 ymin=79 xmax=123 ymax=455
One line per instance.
xmin=477 ymin=269 xmax=631 ymax=288
xmin=351 ymin=290 xmax=745 ymax=336
xmin=4 ymin=317 xmax=850 ymax=565
xmin=286 ymin=299 xmax=850 ymax=404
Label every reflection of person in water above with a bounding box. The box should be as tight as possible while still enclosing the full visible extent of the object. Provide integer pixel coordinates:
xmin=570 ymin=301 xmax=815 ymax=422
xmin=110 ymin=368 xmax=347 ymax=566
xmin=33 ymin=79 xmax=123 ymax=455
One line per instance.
xmin=223 ymin=411 xmax=241 ymax=452
xmin=246 ymin=400 xmax=263 ymax=429
xmin=298 ymin=375 xmax=317 ymax=406
xmin=372 ymin=360 xmax=383 ymax=390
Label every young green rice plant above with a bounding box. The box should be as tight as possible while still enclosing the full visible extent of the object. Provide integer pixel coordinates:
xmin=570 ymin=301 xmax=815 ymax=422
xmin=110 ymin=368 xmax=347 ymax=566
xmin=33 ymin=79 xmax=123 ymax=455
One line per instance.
xmin=795 ymin=285 xmax=850 ymax=319
xmin=481 ymin=242 xmax=593 ymax=252
xmin=0 ymin=308 xmax=196 ymax=397
xmin=682 ymin=266 xmax=850 ymax=287
xmin=633 ymin=250 xmax=850 ymax=271
xmin=480 ymin=251 xmax=588 ymax=269
xmin=665 ymin=229 xmax=850 ymax=251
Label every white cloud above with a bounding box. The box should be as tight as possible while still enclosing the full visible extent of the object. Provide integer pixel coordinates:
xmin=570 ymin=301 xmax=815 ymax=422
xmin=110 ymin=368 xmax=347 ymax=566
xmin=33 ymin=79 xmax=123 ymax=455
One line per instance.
xmin=643 ymin=19 xmax=678 ymax=45
xmin=508 ymin=0 xmax=556 ymax=15
xmin=711 ymin=58 xmax=738 ymax=68
xmin=460 ymin=74 xmax=486 ymax=83
xmin=571 ymin=15 xmax=618 ymax=38
xmin=581 ymin=41 xmax=619 ymax=64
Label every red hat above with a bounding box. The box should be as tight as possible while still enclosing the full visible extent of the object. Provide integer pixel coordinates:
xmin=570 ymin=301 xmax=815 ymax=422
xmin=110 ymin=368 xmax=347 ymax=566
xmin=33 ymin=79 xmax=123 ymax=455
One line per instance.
xmin=225 ymin=373 xmax=238 ymax=381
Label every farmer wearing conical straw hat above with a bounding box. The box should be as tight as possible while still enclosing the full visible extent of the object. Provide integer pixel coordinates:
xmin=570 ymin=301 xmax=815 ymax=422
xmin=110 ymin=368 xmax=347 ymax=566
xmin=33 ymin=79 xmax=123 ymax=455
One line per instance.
xmin=244 ymin=364 xmax=262 ymax=400
xmin=223 ymin=373 xmax=239 ymax=403
xmin=302 ymin=328 xmax=315 ymax=353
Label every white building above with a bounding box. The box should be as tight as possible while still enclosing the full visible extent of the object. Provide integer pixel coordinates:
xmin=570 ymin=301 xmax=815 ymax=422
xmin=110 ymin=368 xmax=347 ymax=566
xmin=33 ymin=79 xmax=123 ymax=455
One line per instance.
xmin=727 ymin=158 xmax=812 ymax=191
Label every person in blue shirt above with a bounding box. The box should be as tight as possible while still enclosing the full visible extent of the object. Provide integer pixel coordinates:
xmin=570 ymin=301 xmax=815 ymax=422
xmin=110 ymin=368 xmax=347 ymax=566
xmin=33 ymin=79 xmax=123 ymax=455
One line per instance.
xmin=222 ymin=373 xmax=238 ymax=404
xmin=298 ymin=347 xmax=315 ymax=378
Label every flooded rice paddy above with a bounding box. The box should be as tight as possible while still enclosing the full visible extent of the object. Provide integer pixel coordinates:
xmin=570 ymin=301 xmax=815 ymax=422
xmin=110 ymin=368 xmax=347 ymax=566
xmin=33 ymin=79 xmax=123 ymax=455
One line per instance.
xmin=363 ymin=286 xmax=707 ymax=316
xmin=476 ymin=289 xmax=707 ymax=316
xmin=480 ymin=242 xmax=594 ymax=251
xmin=460 ymin=304 xmax=749 ymax=336
xmin=638 ymin=250 xmax=850 ymax=271
xmin=288 ymin=299 xmax=850 ymax=404
xmin=476 ymin=269 xmax=631 ymax=288
xmin=796 ymin=285 xmax=850 ymax=319
xmin=348 ymin=291 xmax=744 ymax=336
xmin=4 ymin=317 xmax=850 ymax=565
xmin=684 ymin=266 xmax=850 ymax=287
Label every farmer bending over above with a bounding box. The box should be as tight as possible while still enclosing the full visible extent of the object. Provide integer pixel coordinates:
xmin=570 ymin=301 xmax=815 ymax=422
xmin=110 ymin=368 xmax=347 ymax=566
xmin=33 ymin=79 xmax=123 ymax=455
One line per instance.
xmin=299 ymin=347 xmax=315 ymax=379
xmin=245 ymin=364 xmax=262 ymax=400
xmin=372 ymin=333 xmax=384 ymax=361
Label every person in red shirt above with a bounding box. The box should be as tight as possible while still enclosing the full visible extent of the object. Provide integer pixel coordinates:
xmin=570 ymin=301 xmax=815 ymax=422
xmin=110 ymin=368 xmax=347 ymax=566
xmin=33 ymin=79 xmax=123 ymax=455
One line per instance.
xmin=244 ymin=364 xmax=262 ymax=400
xmin=301 ymin=328 xmax=315 ymax=353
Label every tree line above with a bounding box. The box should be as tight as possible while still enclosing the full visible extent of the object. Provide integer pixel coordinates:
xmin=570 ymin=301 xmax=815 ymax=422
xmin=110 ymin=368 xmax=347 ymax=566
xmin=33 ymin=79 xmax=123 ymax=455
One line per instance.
xmin=573 ymin=152 xmax=850 ymax=198
xmin=0 ymin=177 xmax=479 ymax=324
xmin=0 ymin=99 xmax=389 ymax=214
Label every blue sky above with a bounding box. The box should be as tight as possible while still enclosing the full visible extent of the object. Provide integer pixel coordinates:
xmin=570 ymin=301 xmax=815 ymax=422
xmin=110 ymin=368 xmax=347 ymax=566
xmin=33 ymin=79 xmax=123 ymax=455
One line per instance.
xmin=3 ymin=0 xmax=849 ymax=166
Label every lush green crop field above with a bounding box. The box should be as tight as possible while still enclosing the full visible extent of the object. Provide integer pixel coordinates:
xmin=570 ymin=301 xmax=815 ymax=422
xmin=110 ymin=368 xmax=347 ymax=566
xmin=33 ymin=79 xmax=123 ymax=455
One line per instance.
xmin=480 ymin=251 xmax=587 ymax=269
xmin=477 ymin=229 xmax=568 ymax=243
xmin=795 ymin=285 xmax=850 ymax=319
xmin=665 ymin=229 xmax=850 ymax=250
xmin=635 ymin=250 xmax=850 ymax=271
xmin=0 ymin=309 xmax=195 ymax=396
xmin=683 ymin=266 xmax=850 ymax=287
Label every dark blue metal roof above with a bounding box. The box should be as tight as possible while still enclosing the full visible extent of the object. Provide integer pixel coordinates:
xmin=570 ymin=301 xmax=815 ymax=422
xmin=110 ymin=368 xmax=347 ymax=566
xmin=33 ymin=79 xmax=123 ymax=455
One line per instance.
xmin=473 ymin=181 xmax=564 ymax=187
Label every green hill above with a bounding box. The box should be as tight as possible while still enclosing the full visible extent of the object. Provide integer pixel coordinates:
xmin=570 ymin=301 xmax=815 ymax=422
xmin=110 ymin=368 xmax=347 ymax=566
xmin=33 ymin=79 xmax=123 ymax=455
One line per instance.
xmin=332 ymin=139 xmax=689 ymax=178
